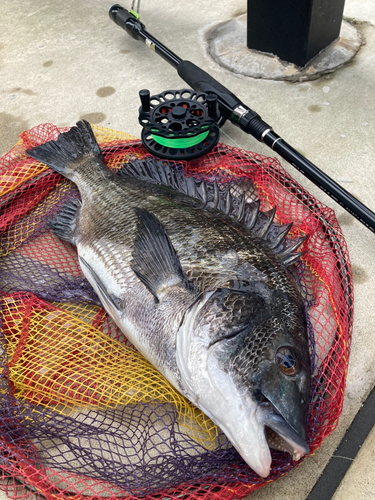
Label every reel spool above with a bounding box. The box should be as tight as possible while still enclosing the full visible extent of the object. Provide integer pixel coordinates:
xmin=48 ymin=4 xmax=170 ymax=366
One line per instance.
xmin=138 ymin=89 xmax=224 ymax=160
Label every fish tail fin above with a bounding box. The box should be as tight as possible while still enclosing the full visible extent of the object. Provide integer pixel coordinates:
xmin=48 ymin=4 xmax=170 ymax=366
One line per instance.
xmin=26 ymin=120 xmax=102 ymax=177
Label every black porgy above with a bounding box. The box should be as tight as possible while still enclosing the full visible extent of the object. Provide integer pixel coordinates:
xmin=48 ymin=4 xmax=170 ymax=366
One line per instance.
xmin=27 ymin=121 xmax=311 ymax=477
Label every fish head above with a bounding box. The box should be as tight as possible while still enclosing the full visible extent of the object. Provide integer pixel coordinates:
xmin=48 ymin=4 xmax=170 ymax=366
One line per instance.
xmin=176 ymin=284 xmax=311 ymax=478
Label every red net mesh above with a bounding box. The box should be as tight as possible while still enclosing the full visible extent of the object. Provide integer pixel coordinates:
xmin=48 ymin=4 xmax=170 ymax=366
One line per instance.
xmin=0 ymin=123 xmax=353 ymax=500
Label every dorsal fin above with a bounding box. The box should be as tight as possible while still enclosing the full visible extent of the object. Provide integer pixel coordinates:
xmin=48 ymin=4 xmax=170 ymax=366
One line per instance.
xmin=282 ymin=251 xmax=308 ymax=267
xmin=265 ymin=222 xmax=293 ymax=249
xmin=273 ymin=234 xmax=309 ymax=258
xmin=117 ymin=158 xmax=307 ymax=266
xmin=252 ymin=207 xmax=277 ymax=238
xmin=243 ymin=199 xmax=261 ymax=229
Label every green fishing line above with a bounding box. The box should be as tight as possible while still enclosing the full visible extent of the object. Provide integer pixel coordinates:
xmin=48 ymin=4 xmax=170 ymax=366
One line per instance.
xmin=151 ymin=130 xmax=210 ymax=149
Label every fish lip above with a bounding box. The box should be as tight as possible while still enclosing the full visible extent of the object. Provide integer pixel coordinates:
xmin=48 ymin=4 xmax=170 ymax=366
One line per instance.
xmin=257 ymin=402 xmax=309 ymax=461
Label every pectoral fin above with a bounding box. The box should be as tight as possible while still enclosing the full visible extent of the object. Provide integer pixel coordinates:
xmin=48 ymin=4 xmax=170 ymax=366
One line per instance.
xmin=131 ymin=208 xmax=192 ymax=302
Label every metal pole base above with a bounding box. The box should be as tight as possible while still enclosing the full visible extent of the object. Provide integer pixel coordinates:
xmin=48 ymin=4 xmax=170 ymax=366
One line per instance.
xmin=247 ymin=0 xmax=346 ymax=67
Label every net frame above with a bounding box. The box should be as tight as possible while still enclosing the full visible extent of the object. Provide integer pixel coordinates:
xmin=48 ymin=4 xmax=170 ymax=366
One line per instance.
xmin=0 ymin=123 xmax=353 ymax=500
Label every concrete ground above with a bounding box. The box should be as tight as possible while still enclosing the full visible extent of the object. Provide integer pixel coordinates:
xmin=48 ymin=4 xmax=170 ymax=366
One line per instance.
xmin=0 ymin=0 xmax=374 ymax=498
xmin=333 ymin=424 xmax=375 ymax=500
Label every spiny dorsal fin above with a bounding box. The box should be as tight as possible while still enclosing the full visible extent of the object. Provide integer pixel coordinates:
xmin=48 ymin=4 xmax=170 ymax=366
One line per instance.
xmin=186 ymin=176 xmax=197 ymax=198
xmin=213 ymin=179 xmax=219 ymax=210
xmin=273 ymin=234 xmax=309 ymax=258
xmin=282 ymin=251 xmax=308 ymax=267
xmin=131 ymin=208 xmax=192 ymax=302
xmin=118 ymin=158 xmax=307 ymax=266
xmin=243 ymin=199 xmax=261 ymax=229
xmin=224 ymin=186 xmax=232 ymax=215
xmin=265 ymin=222 xmax=293 ymax=249
xmin=252 ymin=207 xmax=276 ymax=238
xmin=236 ymin=192 xmax=246 ymax=222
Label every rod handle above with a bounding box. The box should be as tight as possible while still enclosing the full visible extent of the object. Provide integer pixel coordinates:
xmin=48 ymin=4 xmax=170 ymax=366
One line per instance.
xmin=177 ymin=61 xmax=242 ymax=112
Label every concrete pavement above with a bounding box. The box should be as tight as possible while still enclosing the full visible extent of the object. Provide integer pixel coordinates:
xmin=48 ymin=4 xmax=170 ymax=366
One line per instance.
xmin=1 ymin=0 xmax=374 ymax=498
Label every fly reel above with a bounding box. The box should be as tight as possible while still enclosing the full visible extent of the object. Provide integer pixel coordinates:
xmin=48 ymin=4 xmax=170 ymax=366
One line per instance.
xmin=138 ymin=89 xmax=224 ymax=160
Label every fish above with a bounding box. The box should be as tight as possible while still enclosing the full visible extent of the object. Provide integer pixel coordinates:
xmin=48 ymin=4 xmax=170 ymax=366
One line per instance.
xmin=26 ymin=120 xmax=311 ymax=478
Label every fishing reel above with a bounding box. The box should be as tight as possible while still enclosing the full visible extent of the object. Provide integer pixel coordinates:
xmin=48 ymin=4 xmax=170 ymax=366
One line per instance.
xmin=138 ymin=89 xmax=225 ymax=160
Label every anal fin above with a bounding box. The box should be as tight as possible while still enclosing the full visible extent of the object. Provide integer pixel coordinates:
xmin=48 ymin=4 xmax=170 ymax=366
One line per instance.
xmin=49 ymin=198 xmax=81 ymax=244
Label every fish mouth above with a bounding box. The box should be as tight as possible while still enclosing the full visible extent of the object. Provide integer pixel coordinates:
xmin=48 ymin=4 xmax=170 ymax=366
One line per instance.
xmin=219 ymin=397 xmax=309 ymax=478
xmin=265 ymin=426 xmax=305 ymax=461
xmin=257 ymin=399 xmax=309 ymax=463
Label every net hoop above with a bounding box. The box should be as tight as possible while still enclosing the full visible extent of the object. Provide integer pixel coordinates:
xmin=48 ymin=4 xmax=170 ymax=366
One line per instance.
xmin=0 ymin=123 xmax=353 ymax=500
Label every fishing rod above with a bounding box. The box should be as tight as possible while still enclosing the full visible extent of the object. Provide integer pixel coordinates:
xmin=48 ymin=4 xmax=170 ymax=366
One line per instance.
xmin=109 ymin=3 xmax=375 ymax=235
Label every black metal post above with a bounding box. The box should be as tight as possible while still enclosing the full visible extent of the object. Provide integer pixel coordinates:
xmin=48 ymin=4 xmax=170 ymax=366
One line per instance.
xmin=247 ymin=0 xmax=346 ymax=67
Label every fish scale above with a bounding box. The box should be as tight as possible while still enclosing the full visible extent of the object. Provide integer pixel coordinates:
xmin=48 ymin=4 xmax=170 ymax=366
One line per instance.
xmin=27 ymin=120 xmax=311 ymax=479
xmin=79 ymin=167 xmax=289 ymax=295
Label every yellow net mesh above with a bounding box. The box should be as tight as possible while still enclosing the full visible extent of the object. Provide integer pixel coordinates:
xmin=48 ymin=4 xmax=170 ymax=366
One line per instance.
xmin=3 ymin=293 xmax=219 ymax=449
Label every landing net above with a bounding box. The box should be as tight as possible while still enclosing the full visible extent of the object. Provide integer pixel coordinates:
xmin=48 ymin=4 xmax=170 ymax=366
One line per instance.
xmin=0 ymin=123 xmax=353 ymax=500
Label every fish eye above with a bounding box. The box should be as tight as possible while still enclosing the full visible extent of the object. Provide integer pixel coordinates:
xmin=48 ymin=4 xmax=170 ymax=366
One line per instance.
xmin=276 ymin=346 xmax=299 ymax=376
